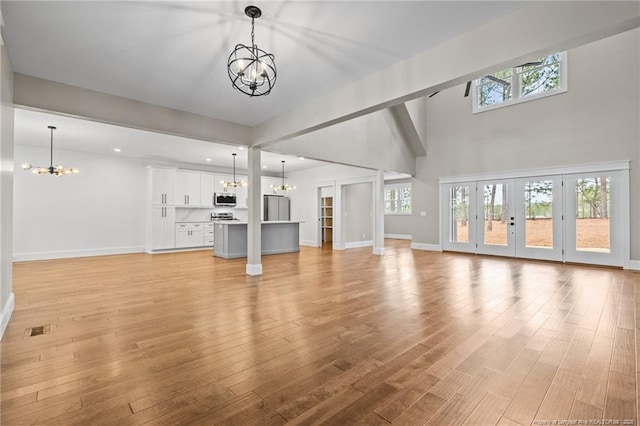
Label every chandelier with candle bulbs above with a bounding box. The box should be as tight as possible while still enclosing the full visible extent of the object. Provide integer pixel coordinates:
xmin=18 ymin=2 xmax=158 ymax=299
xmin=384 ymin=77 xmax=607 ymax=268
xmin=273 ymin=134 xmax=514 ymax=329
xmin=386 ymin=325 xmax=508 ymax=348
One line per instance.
xmin=271 ymin=160 xmax=295 ymax=192
xmin=222 ymin=153 xmax=247 ymax=188
xmin=21 ymin=126 xmax=79 ymax=176
xmin=227 ymin=5 xmax=277 ymax=97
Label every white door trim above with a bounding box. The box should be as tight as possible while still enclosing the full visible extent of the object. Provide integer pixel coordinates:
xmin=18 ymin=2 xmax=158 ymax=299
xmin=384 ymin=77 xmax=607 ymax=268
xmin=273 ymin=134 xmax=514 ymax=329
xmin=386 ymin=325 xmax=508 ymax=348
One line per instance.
xmin=440 ymin=161 xmax=630 ymax=185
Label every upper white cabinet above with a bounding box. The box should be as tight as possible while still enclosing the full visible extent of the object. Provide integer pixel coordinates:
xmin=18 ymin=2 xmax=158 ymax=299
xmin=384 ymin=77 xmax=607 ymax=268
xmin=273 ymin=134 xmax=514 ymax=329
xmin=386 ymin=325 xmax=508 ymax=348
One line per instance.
xmin=175 ymin=171 xmax=201 ymax=206
xmin=200 ymin=173 xmax=216 ymax=207
xmin=150 ymin=167 xmax=175 ymax=205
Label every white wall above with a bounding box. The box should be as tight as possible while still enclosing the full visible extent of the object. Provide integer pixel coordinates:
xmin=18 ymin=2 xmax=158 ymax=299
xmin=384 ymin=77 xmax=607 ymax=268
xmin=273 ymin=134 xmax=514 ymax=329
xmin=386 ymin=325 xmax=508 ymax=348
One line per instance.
xmin=1 ymin=29 xmax=15 ymax=339
xmin=411 ymin=29 xmax=640 ymax=261
xmin=345 ymin=182 xmax=373 ymax=244
xmin=268 ymin=110 xmax=415 ymax=174
xmin=385 ymin=215 xmax=412 ymax=238
xmin=14 ymin=146 xmax=148 ymax=260
xmin=287 ymin=163 xmax=377 ymax=246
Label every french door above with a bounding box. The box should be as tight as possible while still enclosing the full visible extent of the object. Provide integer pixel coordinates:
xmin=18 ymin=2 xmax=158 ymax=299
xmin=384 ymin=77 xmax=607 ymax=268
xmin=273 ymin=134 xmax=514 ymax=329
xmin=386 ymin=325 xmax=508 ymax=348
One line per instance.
xmin=442 ymin=169 xmax=626 ymax=267
xmin=564 ymin=171 xmax=624 ymax=267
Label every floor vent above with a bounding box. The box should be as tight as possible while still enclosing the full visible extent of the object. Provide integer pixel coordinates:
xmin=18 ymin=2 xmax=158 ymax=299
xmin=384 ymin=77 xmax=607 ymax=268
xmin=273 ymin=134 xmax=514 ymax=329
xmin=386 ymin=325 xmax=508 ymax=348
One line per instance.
xmin=25 ymin=324 xmax=50 ymax=337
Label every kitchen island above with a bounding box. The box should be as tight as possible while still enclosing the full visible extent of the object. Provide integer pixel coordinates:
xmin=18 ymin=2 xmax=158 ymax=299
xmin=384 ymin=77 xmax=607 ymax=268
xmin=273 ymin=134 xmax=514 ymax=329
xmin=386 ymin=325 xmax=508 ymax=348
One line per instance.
xmin=213 ymin=221 xmax=301 ymax=259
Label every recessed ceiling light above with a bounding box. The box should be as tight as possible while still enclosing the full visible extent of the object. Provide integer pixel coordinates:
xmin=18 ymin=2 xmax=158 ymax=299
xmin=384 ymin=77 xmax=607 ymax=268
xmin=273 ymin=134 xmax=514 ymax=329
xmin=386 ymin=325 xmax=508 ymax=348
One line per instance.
xmin=206 ymin=158 xmax=212 ymax=162
xmin=239 ymin=147 xmax=245 ymax=150
xmin=113 ymin=148 xmax=121 ymax=152
xmin=299 ymin=157 xmax=305 ymax=160
xmin=262 ymin=165 xmax=267 ymax=169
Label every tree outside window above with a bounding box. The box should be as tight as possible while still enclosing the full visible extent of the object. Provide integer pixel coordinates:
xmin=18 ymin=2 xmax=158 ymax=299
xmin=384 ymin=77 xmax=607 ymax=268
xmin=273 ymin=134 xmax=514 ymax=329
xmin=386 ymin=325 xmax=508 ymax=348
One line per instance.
xmin=385 ymin=184 xmax=411 ymax=214
xmin=475 ymin=52 xmax=566 ymax=112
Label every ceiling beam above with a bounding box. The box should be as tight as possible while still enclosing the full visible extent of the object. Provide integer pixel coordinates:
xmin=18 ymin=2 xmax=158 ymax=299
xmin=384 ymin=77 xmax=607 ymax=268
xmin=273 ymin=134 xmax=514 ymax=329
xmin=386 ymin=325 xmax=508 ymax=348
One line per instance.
xmin=13 ymin=74 xmax=252 ymax=146
xmin=383 ymin=104 xmax=426 ymax=158
xmin=251 ymin=1 xmax=640 ymax=147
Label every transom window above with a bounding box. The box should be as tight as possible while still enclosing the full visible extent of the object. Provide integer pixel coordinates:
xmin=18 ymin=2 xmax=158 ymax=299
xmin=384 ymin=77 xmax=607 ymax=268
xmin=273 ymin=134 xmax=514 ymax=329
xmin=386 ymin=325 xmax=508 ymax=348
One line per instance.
xmin=385 ymin=183 xmax=411 ymax=214
xmin=473 ymin=52 xmax=567 ymax=113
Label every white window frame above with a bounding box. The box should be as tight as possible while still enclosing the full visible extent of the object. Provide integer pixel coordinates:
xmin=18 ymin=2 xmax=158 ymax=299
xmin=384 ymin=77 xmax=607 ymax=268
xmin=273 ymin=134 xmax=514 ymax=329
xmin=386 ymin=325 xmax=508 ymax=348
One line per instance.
xmin=472 ymin=52 xmax=568 ymax=114
xmin=385 ymin=183 xmax=411 ymax=215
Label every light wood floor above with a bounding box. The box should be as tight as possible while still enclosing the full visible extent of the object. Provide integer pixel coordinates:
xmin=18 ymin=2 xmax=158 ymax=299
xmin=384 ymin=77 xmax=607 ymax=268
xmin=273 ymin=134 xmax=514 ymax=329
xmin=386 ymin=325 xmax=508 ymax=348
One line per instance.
xmin=1 ymin=240 xmax=638 ymax=425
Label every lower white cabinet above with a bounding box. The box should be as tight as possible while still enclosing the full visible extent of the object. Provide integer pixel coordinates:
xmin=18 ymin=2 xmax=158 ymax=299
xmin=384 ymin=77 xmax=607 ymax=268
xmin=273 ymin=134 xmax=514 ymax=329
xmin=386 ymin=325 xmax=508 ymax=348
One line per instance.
xmin=151 ymin=206 xmax=176 ymax=250
xmin=175 ymin=223 xmax=205 ymax=248
xmin=204 ymin=222 xmax=215 ymax=246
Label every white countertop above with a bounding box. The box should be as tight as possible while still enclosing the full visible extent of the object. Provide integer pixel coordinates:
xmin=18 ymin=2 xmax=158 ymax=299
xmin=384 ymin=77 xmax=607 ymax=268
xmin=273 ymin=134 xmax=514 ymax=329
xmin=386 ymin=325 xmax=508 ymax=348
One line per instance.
xmin=211 ymin=221 xmax=303 ymax=225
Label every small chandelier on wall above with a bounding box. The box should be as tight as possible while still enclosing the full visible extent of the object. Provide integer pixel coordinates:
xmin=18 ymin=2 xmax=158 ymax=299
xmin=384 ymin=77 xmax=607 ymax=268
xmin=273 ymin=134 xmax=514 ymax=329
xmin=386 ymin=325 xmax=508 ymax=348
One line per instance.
xmin=21 ymin=126 xmax=79 ymax=176
xmin=227 ymin=5 xmax=277 ymax=97
xmin=222 ymin=153 xmax=247 ymax=188
xmin=271 ymin=160 xmax=295 ymax=192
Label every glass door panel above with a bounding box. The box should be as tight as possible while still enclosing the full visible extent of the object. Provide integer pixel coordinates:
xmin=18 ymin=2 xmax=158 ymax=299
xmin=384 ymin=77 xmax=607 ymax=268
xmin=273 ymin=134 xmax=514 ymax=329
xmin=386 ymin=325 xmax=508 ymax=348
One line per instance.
xmin=515 ymin=176 xmax=563 ymax=261
xmin=565 ymin=171 xmax=623 ymax=266
xmin=477 ymin=180 xmax=515 ymax=257
xmin=442 ymin=183 xmax=476 ymax=253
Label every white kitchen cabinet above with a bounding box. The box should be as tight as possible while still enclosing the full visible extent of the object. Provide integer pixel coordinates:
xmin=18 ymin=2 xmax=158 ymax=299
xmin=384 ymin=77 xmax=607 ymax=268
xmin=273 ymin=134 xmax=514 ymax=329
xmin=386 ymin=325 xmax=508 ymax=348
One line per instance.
xmin=150 ymin=167 xmax=175 ymax=205
xmin=200 ymin=173 xmax=216 ymax=207
xmin=204 ymin=222 xmax=215 ymax=246
xmin=151 ymin=206 xmax=175 ymax=250
xmin=235 ymin=175 xmax=248 ymax=208
xmin=175 ymin=223 xmax=205 ymax=248
xmin=175 ymin=171 xmax=201 ymax=206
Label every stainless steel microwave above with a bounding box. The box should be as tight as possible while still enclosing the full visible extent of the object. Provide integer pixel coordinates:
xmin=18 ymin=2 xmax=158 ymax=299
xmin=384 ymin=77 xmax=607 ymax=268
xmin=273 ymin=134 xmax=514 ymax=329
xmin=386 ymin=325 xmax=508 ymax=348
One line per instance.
xmin=214 ymin=193 xmax=237 ymax=206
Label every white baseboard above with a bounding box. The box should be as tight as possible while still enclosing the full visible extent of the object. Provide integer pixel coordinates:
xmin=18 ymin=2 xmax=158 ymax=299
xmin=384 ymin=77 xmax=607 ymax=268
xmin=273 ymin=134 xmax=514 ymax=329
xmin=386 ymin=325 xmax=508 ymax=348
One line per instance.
xmin=373 ymin=247 xmax=385 ymax=256
xmin=345 ymin=240 xmax=374 ymax=249
xmin=246 ymin=263 xmax=263 ymax=276
xmin=384 ymin=234 xmax=411 ymax=240
xmin=0 ymin=292 xmax=15 ymax=341
xmin=13 ymin=246 xmax=146 ymax=262
xmin=625 ymin=260 xmax=640 ymax=271
xmin=411 ymin=242 xmax=443 ymax=252
xmin=300 ymin=240 xmax=319 ymax=247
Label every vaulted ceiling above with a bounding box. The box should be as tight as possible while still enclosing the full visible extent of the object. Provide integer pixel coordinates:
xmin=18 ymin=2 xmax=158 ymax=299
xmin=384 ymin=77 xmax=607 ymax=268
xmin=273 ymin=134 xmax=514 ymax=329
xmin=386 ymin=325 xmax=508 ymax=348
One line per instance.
xmin=2 ymin=1 xmax=526 ymax=126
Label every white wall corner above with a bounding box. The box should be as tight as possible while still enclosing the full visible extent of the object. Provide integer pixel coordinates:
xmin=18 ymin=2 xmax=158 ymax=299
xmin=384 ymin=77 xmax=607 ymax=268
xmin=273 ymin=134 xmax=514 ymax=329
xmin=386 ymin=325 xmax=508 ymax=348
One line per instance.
xmin=411 ymin=242 xmax=443 ymax=252
xmin=300 ymin=240 xmax=319 ymax=247
xmin=345 ymin=240 xmax=374 ymax=249
xmin=0 ymin=292 xmax=15 ymax=341
xmin=246 ymin=263 xmax=263 ymax=276
xmin=373 ymin=247 xmax=385 ymax=256
xmin=384 ymin=234 xmax=412 ymax=240
xmin=624 ymin=260 xmax=640 ymax=271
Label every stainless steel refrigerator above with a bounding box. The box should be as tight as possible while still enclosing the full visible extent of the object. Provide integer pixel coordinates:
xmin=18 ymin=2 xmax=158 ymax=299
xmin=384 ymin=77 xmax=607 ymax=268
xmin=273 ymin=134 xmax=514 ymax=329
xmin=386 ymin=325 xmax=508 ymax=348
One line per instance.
xmin=264 ymin=195 xmax=290 ymax=221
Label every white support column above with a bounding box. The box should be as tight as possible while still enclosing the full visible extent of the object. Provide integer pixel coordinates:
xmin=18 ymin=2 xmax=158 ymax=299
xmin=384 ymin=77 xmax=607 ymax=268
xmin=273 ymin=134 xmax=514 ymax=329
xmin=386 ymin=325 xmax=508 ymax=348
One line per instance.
xmin=373 ymin=170 xmax=385 ymax=255
xmin=246 ymin=147 xmax=262 ymax=276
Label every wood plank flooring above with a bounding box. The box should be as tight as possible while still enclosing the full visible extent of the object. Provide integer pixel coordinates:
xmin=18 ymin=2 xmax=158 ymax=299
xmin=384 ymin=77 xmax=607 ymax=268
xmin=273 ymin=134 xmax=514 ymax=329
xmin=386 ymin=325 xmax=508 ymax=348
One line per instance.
xmin=1 ymin=240 xmax=638 ymax=425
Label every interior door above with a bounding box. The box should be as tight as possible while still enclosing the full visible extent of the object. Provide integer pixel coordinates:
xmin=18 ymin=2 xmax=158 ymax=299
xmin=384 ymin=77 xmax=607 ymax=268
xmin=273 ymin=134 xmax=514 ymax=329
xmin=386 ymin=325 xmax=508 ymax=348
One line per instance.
xmin=514 ymin=175 xmax=564 ymax=261
xmin=442 ymin=182 xmax=477 ymax=253
xmin=564 ymin=171 xmax=624 ymax=267
xmin=476 ymin=180 xmax=515 ymax=257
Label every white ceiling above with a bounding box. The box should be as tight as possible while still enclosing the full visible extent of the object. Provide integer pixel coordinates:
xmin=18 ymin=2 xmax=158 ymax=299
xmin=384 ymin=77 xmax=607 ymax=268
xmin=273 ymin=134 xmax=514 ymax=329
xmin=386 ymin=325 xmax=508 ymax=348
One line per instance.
xmin=14 ymin=108 xmax=325 ymax=173
xmin=3 ymin=1 xmax=527 ymax=127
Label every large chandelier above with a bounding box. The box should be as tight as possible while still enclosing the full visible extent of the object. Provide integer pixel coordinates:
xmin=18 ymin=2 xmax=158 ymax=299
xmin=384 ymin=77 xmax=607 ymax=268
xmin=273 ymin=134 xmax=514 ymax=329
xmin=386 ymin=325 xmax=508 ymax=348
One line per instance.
xmin=271 ymin=160 xmax=295 ymax=192
xmin=222 ymin=153 xmax=247 ymax=188
xmin=227 ymin=5 xmax=276 ymax=97
xmin=21 ymin=126 xmax=79 ymax=176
